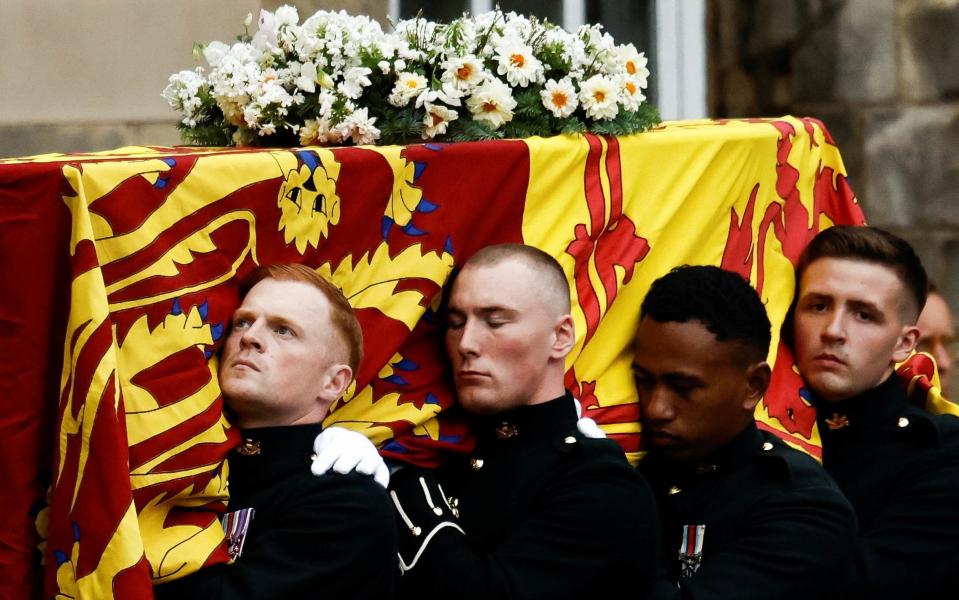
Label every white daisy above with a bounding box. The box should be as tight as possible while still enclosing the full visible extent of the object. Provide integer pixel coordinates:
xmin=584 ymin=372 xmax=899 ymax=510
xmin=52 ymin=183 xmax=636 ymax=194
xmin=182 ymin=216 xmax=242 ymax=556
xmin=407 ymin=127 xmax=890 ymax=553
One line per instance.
xmin=466 ymin=78 xmax=517 ymax=129
xmin=494 ymin=43 xmax=544 ymax=87
xmin=578 ymin=74 xmax=619 ymax=120
xmin=540 ymin=78 xmax=578 ymax=118
xmin=388 ymin=72 xmax=428 ymax=107
xmin=618 ymin=44 xmax=650 ymax=88
xmin=441 ymin=56 xmax=486 ymax=92
xmin=619 ymin=76 xmax=646 ymax=111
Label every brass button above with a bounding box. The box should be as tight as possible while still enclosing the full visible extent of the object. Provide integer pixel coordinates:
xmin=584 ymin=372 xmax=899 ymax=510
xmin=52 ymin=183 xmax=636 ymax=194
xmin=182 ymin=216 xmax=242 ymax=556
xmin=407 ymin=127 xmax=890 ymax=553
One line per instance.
xmin=668 ymin=485 xmax=681 ymax=495
xmin=762 ymin=442 xmax=774 ymax=451
xmin=897 ymin=417 xmax=910 ymax=428
xmin=495 ymin=422 xmax=519 ymax=440
xmin=236 ymin=438 xmax=262 ymax=456
xmin=470 ymin=458 xmax=485 ymax=471
xmin=564 ymin=436 xmax=577 ymax=444
xmin=411 ymin=526 xmax=422 ymax=536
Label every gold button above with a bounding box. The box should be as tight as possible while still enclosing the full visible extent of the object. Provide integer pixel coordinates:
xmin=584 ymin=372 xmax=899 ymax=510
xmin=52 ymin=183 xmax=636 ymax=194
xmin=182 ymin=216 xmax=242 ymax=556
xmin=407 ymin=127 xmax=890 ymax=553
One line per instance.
xmin=897 ymin=417 xmax=910 ymax=428
xmin=411 ymin=526 xmax=422 ymax=536
xmin=471 ymin=458 xmax=484 ymax=471
xmin=668 ymin=485 xmax=681 ymax=495
xmin=564 ymin=436 xmax=577 ymax=444
xmin=762 ymin=442 xmax=774 ymax=451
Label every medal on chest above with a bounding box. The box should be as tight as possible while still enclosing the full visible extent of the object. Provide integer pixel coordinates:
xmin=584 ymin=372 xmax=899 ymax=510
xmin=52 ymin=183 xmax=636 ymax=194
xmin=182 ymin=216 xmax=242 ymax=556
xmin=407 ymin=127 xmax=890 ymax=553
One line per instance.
xmin=222 ymin=507 xmax=255 ymax=561
xmin=678 ymin=524 xmax=705 ymax=577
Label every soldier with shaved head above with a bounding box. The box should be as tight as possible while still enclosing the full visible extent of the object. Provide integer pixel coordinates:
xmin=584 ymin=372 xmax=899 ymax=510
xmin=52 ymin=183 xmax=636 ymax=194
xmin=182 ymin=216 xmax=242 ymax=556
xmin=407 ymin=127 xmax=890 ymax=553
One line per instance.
xmin=389 ymin=243 xmax=661 ymax=599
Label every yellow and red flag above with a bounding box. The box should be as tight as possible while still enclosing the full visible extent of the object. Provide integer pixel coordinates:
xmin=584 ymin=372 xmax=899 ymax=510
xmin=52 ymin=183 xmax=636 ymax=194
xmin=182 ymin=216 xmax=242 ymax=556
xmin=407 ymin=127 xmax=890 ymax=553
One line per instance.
xmin=0 ymin=117 xmax=878 ymax=598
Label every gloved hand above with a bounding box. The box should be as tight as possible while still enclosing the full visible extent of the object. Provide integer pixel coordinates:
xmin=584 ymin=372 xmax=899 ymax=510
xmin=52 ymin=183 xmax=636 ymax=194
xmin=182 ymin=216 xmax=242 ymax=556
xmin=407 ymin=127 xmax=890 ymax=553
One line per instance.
xmin=573 ymin=397 xmax=606 ymax=439
xmin=311 ymin=426 xmax=390 ymax=488
xmin=388 ymin=467 xmax=464 ymax=573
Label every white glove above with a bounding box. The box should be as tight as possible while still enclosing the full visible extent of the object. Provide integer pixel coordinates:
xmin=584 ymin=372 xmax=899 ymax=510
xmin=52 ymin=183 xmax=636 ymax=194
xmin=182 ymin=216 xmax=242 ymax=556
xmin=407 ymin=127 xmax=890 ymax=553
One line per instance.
xmin=311 ymin=426 xmax=390 ymax=488
xmin=573 ymin=397 xmax=606 ymax=439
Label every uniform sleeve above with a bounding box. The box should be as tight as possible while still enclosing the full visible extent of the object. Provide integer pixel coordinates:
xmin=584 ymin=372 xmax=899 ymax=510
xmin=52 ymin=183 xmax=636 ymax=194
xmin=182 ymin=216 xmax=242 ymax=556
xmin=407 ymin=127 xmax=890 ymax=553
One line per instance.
xmin=655 ymin=484 xmax=857 ymax=600
xmin=845 ymin=457 xmax=959 ymax=599
xmin=400 ymin=462 xmax=660 ymax=600
xmin=154 ymin=474 xmax=397 ymax=600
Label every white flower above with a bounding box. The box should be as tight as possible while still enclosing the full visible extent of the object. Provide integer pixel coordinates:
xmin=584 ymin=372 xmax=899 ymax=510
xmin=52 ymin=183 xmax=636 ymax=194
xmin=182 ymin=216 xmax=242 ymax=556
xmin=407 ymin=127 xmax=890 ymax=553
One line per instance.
xmin=540 ymin=78 xmax=578 ymax=118
xmin=578 ymin=74 xmax=619 ymax=120
xmin=295 ymin=61 xmax=318 ymax=93
xmin=274 ymin=5 xmax=299 ymax=27
xmin=339 ymin=66 xmax=372 ymax=99
xmin=338 ymin=107 xmax=380 ymax=145
xmin=203 ymin=41 xmax=230 ymax=68
xmin=415 ymin=81 xmax=463 ymax=109
xmin=441 ymin=56 xmax=486 ymax=92
xmin=299 ymin=118 xmax=321 ymax=145
xmin=421 ymin=102 xmax=459 ymax=138
xmin=466 ymin=78 xmax=516 ymax=129
xmin=388 ymin=72 xmax=428 ymax=107
xmin=618 ymin=44 xmax=650 ymax=88
xmin=377 ymin=60 xmax=391 ymax=75
xmin=253 ymin=9 xmax=278 ymax=49
xmin=494 ymin=43 xmax=544 ymax=87
xmin=619 ymin=75 xmax=646 ymax=111
xmin=395 ymin=59 xmax=407 ymax=72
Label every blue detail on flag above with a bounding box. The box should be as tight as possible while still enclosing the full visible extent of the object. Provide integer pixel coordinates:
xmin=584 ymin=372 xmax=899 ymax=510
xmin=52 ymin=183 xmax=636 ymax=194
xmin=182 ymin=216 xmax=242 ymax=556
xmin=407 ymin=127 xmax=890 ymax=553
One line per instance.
xmin=381 ymin=216 xmax=393 ymax=239
xmin=799 ymin=388 xmax=814 ymax=405
xmin=154 ymin=178 xmax=168 ymax=189
xmin=72 ymin=522 xmax=80 ymax=541
xmin=171 ymin=298 xmax=182 ymax=316
xmin=393 ymin=358 xmax=418 ymax=371
xmin=416 ymin=198 xmax=438 ymax=213
xmin=210 ymin=322 xmax=224 ymax=341
xmin=297 ymin=150 xmax=319 ymax=171
xmin=54 ymin=550 xmax=69 ymax=566
xmin=444 ymin=235 xmax=454 ymax=255
xmin=383 ymin=374 xmax=408 ymax=386
xmin=205 ymin=349 xmax=214 ymax=359
xmin=413 ymin=161 xmax=427 ymax=180
xmin=439 ymin=433 xmax=462 ymax=444
xmin=402 ymin=222 xmax=426 ymax=236
xmin=425 ymin=392 xmax=440 ymax=405
xmin=198 ymin=300 xmax=209 ymax=320
xmin=424 ymin=144 xmax=443 ymax=151
xmin=383 ymin=440 xmax=407 ymax=454
xmin=163 ymin=158 xmax=176 ymax=167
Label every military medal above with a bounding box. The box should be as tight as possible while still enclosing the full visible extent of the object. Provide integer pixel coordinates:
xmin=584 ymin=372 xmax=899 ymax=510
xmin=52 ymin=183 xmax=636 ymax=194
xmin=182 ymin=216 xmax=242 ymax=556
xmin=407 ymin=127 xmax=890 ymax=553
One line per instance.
xmin=678 ymin=524 xmax=705 ymax=577
xmin=222 ymin=507 xmax=255 ymax=560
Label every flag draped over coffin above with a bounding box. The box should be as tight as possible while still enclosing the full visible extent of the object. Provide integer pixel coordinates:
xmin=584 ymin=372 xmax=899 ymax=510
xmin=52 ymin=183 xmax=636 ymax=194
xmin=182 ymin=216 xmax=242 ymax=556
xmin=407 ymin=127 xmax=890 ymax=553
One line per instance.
xmin=1 ymin=117 xmax=871 ymax=598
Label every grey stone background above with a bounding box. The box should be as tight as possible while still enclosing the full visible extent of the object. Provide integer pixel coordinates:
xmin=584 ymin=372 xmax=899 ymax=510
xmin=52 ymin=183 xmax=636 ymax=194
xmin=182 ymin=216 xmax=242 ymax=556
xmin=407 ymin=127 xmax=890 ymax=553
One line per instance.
xmin=708 ymin=0 xmax=959 ymax=344
xmin=2 ymin=0 xmax=956 ymax=392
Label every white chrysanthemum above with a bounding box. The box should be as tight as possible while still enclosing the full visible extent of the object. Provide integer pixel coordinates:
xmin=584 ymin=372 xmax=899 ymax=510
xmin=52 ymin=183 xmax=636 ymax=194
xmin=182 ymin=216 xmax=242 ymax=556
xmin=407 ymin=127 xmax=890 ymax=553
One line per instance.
xmin=578 ymin=74 xmax=619 ymax=120
xmin=618 ymin=44 xmax=650 ymax=87
xmin=388 ymin=72 xmax=428 ymax=107
xmin=377 ymin=60 xmax=391 ymax=75
xmin=339 ymin=66 xmax=372 ymax=99
xmin=619 ymin=75 xmax=646 ymax=112
xmin=274 ymin=5 xmax=299 ymax=27
xmin=203 ymin=41 xmax=230 ymax=68
xmin=540 ymin=78 xmax=578 ymax=118
xmin=162 ymin=69 xmax=208 ymax=126
xmin=441 ymin=56 xmax=486 ymax=92
xmin=466 ymin=78 xmax=517 ymax=129
xmin=421 ymin=102 xmax=459 ymax=139
xmin=494 ymin=43 xmax=544 ymax=87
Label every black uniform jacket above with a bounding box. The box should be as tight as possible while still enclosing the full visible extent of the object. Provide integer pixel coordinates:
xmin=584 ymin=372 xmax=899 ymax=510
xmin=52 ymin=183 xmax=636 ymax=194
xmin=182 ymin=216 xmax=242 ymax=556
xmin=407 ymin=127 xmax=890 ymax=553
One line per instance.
xmin=640 ymin=422 xmax=857 ymax=600
xmin=398 ymin=393 xmax=661 ymax=600
xmin=154 ymin=423 xmax=397 ymax=600
xmin=815 ymin=374 xmax=959 ymax=599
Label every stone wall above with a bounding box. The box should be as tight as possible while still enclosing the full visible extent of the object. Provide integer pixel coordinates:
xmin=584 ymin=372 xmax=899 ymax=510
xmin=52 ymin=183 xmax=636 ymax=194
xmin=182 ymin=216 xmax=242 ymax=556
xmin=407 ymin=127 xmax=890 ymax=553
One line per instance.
xmin=709 ymin=0 xmax=959 ymax=394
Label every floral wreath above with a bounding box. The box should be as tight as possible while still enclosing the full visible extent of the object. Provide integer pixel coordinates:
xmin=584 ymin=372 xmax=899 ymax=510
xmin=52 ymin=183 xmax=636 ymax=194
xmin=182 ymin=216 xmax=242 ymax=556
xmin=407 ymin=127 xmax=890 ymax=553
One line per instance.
xmin=163 ymin=5 xmax=659 ymax=147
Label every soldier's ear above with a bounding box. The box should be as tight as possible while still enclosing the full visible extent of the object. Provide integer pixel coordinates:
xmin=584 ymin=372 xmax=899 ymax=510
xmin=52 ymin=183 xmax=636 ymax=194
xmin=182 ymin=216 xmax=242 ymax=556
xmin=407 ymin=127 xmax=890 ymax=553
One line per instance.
xmin=742 ymin=361 xmax=771 ymax=412
xmin=892 ymin=324 xmax=920 ymax=364
xmin=320 ymin=363 xmax=354 ymax=403
xmin=550 ymin=314 xmax=575 ymax=360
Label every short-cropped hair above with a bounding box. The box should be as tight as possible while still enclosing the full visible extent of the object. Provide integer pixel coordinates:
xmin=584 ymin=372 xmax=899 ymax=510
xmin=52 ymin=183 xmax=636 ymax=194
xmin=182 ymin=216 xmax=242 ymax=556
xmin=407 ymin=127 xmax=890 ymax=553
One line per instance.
xmin=463 ymin=243 xmax=571 ymax=313
xmin=240 ymin=264 xmax=363 ymax=374
xmin=641 ymin=265 xmax=771 ymax=363
xmin=796 ymin=226 xmax=927 ymax=319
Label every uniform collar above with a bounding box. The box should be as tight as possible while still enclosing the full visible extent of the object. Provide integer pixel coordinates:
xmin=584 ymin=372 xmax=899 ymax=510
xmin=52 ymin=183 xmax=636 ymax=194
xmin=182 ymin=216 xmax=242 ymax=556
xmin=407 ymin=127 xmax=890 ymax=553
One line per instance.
xmin=229 ymin=422 xmax=324 ymax=493
xmin=813 ymin=374 xmax=909 ymax=438
xmin=475 ymin=392 xmax=577 ymax=445
xmin=642 ymin=421 xmax=764 ymax=481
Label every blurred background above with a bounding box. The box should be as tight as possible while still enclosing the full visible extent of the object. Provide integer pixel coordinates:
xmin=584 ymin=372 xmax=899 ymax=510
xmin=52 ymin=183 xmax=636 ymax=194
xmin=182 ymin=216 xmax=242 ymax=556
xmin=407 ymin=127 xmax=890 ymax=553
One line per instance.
xmin=2 ymin=0 xmax=957 ymax=394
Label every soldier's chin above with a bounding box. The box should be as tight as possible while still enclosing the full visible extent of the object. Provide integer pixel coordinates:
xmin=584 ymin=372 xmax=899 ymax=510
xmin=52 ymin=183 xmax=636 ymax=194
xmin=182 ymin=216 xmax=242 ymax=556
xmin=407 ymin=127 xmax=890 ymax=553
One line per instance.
xmin=457 ymin=391 xmax=501 ymax=416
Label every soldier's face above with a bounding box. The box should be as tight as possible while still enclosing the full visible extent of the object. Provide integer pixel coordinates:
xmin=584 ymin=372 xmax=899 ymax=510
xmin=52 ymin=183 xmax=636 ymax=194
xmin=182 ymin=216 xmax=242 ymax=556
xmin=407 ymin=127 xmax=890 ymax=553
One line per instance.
xmin=916 ymin=292 xmax=955 ymax=390
xmin=445 ymin=260 xmax=567 ymax=415
xmin=633 ymin=318 xmax=767 ymax=462
xmin=792 ymin=258 xmax=919 ymax=402
xmin=220 ymin=278 xmax=345 ymax=427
